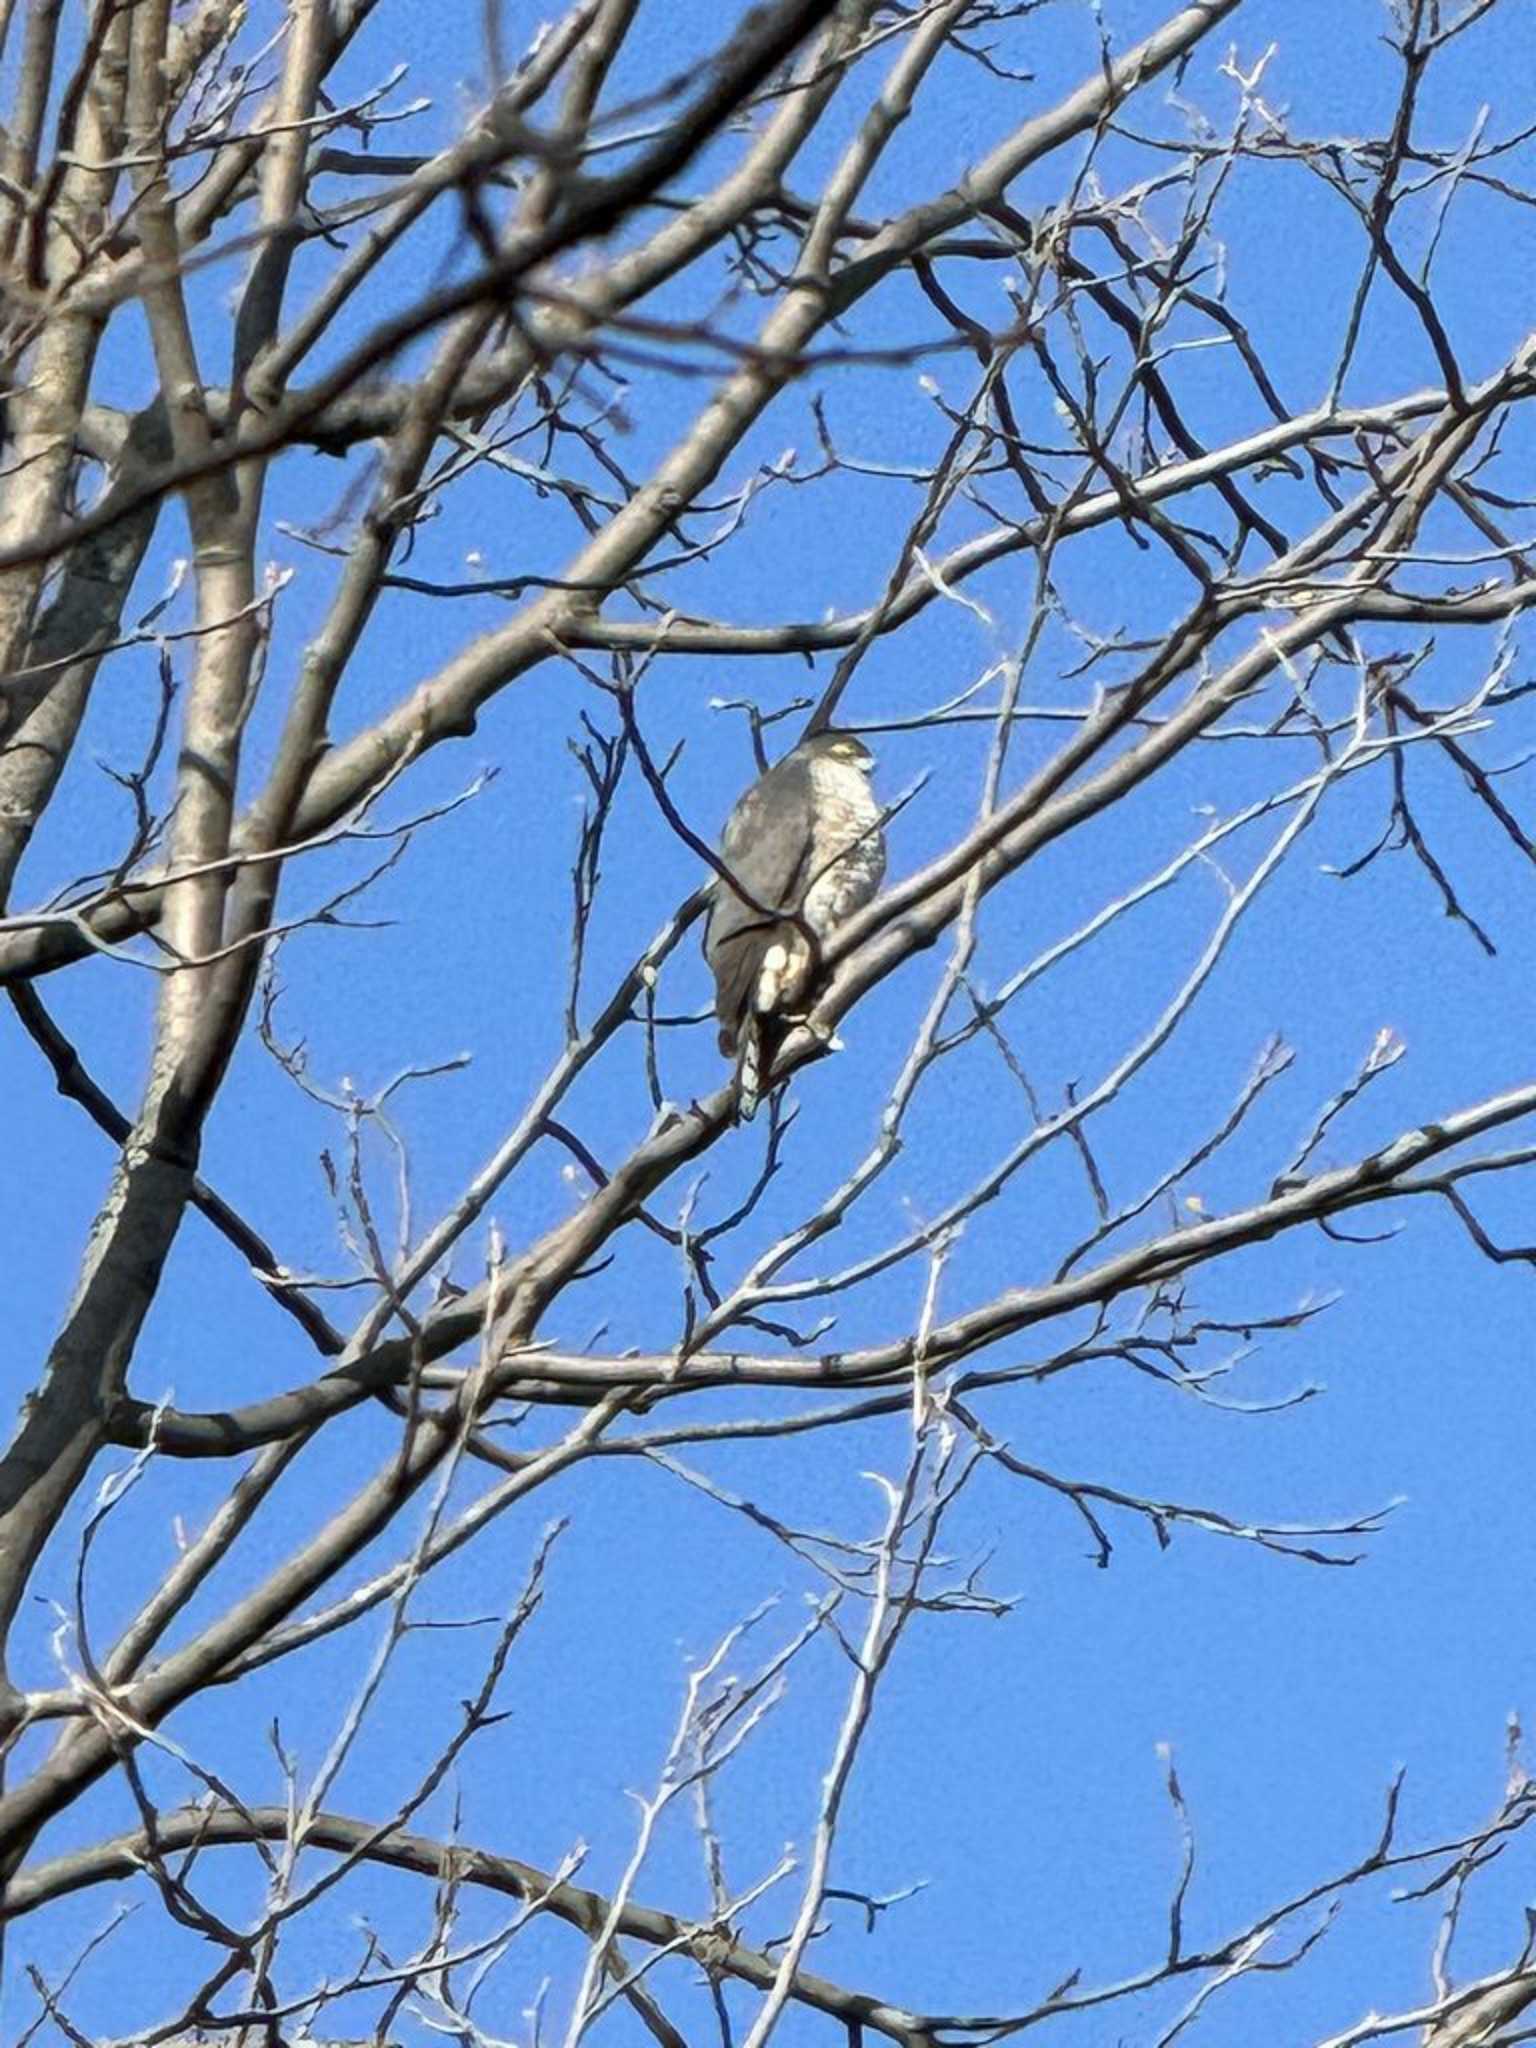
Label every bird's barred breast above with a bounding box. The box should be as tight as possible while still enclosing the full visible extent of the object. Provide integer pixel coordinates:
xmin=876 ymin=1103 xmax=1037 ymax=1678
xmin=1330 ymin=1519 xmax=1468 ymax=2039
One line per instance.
xmin=802 ymin=758 xmax=885 ymax=935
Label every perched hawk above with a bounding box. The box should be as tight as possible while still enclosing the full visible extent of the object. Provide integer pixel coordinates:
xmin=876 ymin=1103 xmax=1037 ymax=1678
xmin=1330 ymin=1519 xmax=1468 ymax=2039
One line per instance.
xmin=704 ymin=732 xmax=886 ymax=1119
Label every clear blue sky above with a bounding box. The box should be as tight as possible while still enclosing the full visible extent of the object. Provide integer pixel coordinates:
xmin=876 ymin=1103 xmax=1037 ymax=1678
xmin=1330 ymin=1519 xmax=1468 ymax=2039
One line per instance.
xmin=5 ymin=1 xmax=1536 ymax=2040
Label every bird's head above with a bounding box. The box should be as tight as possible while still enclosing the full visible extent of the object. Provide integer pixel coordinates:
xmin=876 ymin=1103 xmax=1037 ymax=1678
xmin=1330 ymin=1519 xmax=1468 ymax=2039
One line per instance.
xmin=803 ymin=730 xmax=876 ymax=772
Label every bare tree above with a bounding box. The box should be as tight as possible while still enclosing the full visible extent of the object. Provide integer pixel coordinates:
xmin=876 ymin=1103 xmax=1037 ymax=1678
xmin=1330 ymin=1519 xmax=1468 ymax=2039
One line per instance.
xmin=2 ymin=0 xmax=1535 ymax=2041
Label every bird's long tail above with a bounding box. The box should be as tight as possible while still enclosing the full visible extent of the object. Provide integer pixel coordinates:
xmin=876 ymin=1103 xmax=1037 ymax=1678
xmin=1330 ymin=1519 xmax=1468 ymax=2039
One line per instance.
xmin=736 ymin=1016 xmax=765 ymax=1121
xmin=736 ymin=931 xmax=802 ymax=1120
